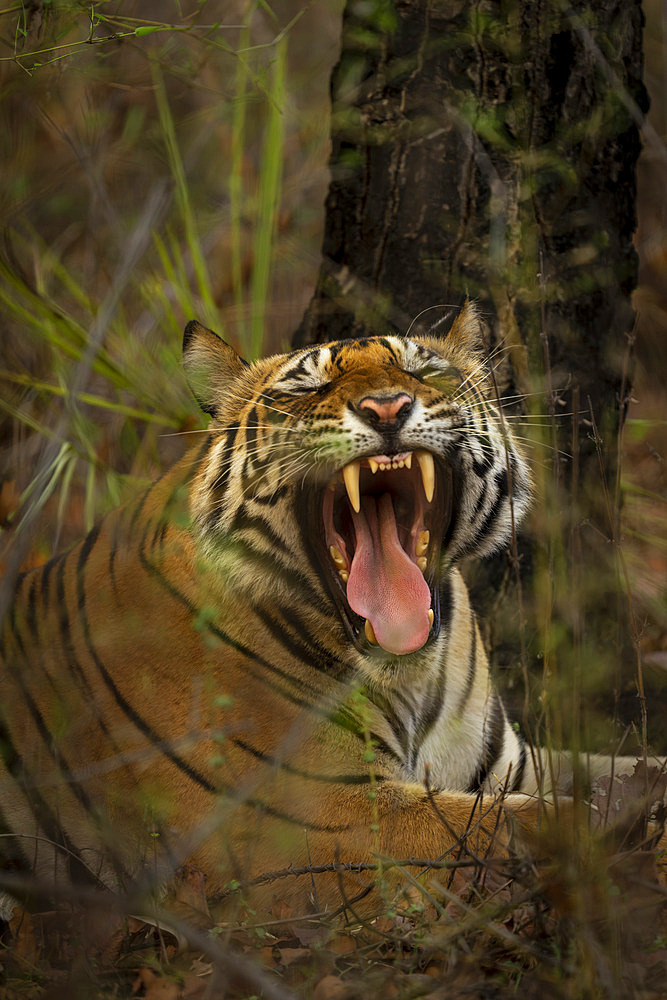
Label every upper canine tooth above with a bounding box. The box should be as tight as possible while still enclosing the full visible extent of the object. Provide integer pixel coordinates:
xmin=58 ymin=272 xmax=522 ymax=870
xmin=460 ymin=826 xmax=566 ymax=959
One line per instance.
xmin=343 ymin=460 xmax=361 ymax=513
xmin=416 ymin=450 xmax=435 ymax=503
xmin=428 ymin=609 xmax=434 ymax=628
xmin=369 ymin=458 xmax=379 ymax=474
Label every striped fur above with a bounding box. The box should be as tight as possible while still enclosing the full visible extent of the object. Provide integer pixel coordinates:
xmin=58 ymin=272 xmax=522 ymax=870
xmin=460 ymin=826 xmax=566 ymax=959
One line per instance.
xmin=0 ymin=305 xmax=652 ymax=918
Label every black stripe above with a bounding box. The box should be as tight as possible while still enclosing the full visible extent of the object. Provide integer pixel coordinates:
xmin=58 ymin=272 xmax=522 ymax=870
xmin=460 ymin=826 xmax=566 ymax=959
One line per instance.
xmin=279 ymin=604 xmax=348 ymax=671
xmin=410 ymin=662 xmax=447 ymax=772
xmin=510 ymin=737 xmax=527 ymax=792
xmin=438 ymin=577 xmax=453 ymax=638
xmin=227 ymin=510 xmax=323 ymax=607
xmin=13 ymin=571 xmax=27 ymax=602
xmin=76 ymin=539 xmax=217 ymax=795
xmin=57 ymin=548 xmax=98 ymax=699
xmin=41 ymin=533 xmax=123 ymax=764
xmin=369 ymin=690 xmax=410 ymax=762
xmin=137 ymin=543 xmax=323 ymax=711
xmin=238 ymin=546 xmax=322 ymax=608
xmin=228 ymin=509 xmax=287 ymax=552
xmin=231 ymin=795 xmax=351 ymax=833
xmin=26 ymin=575 xmax=39 ymax=642
xmin=330 ymin=705 xmax=403 ymax=767
xmin=470 ymin=476 xmax=488 ymax=520
xmin=210 ymin=424 xmax=240 ymax=494
xmin=0 ymin=799 xmax=32 ymax=872
xmin=471 ymin=469 xmax=508 ymax=549
xmin=4 ymin=652 xmax=97 ymax=818
xmin=253 ymin=602 xmax=347 ymax=679
xmin=127 ymin=488 xmax=152 ymax=541
xmin=7 ymin=600 xmax=26 ymax=658
xmin=455 ymin=611 xmax=477 ymax=716
xmin=253 ymin=484 xmax=289 ymax=506
xmin=251 ymin=605 xmax=330 ymax=680
xmin=243 ymin=407 xmax=259 ymax=475
xmin=0 ymin=714 xmax=97 ymax=887
xmin=379 ymin=337 xmax=401 ymax=364
xmin=466 ymin=695 xmax=506 ymax=793
xmin=40 ymin=552 xmax=64 ymax=610
xmin=232 ymin=738 xmax=379 ymax=785
xmin=149 ymin=518 xmax=168 ymax=554
xmin=369 ymin=734 xmax=403 ymax=766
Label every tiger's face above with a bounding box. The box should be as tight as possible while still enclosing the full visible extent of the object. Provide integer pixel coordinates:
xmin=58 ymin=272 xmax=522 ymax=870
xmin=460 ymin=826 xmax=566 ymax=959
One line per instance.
xmin=183 ymin=305 xmax=531 ymax=660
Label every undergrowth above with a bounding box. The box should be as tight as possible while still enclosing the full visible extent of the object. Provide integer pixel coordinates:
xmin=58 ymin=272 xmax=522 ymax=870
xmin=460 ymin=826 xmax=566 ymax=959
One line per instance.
xmin=0 ymin=2 xmax=666 ymax=999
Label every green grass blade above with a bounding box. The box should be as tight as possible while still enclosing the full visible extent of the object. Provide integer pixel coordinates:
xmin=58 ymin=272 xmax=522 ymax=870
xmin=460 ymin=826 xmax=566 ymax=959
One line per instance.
xmin=249 ymin=35 xmax=287 ymax=359
xmin=230 ymin=22 xmax=251 ymax=350
xmin=152 ymin=59 xmax=219 ymax=330
xmin=0 ymin=370 xmax=178 ymax=426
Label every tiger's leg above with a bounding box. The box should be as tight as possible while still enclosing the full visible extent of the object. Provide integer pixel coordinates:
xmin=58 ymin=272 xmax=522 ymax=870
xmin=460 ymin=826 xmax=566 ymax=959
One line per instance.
xmin=201 ymin=780 xmax=551 ymax=915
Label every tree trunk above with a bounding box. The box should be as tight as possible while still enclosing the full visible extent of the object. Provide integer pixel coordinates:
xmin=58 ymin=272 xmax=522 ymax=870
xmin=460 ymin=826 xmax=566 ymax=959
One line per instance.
xmin=294 ymin=0 xmax=649 ymax=745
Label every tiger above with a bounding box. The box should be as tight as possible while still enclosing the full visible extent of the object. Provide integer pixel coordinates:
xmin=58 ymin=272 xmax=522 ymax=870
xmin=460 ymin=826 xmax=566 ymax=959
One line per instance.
xmin=0 ymin=303 xmax=661 ymax=922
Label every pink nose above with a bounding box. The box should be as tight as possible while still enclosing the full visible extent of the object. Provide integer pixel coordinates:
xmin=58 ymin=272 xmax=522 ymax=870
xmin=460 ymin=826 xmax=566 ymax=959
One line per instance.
xmin=358 ymin=393 xmax=413 ymax=422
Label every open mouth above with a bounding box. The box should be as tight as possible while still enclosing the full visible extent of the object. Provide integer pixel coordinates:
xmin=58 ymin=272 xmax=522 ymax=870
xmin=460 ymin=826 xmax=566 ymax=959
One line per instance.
xmin=303 ymin=450 xmax=453 ymax=656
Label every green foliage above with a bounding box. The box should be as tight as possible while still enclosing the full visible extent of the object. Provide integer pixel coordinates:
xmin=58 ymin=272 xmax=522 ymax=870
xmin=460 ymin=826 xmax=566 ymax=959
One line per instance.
xmin=0 ymin=0 xmax=331 ymax=549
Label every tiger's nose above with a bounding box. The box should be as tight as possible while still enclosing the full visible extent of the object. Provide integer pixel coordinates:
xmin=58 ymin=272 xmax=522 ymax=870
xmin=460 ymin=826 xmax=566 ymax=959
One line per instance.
xmin=357 ymin=392 xmax=414 ymax=426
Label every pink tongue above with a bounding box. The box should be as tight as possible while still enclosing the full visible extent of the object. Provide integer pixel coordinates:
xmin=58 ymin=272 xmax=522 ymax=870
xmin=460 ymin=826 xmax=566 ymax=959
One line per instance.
xmin=347 ymin=494 xmax=431 ymax=655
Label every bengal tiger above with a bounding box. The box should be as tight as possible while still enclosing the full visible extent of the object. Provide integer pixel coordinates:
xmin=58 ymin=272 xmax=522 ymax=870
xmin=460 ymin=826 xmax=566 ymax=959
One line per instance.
xmin=0 ymin=303 xmax=660 ymax=921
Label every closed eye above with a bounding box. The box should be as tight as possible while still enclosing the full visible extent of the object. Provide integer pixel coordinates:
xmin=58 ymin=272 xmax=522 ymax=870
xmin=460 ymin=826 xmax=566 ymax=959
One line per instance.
xmin=274 ymin=379 xmax=331 ymax=396
xmin=420 ymin=364 xmax=463 ymax=382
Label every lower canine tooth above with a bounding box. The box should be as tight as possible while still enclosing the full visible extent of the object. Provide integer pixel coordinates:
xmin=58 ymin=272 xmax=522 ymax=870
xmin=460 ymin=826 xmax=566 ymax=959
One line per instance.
xmin=364 ymin=619 xmax=378 ymax=645
xmin=428 ymin=609 xmax=434 ymax=628
xmin=416 ymin=529 xmax=429 ymax=557
xmin=329 ymin=544 xmax=347 ymax=569
xmin=416 ymin=450 xmax=435 ymax=503
xmin=343 ymin=460 xmax=361 ymax=513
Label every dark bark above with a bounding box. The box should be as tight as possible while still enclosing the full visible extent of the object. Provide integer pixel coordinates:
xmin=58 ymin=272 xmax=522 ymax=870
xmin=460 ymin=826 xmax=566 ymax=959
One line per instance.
xmin=295 ymin=0 xmax=645 ymax=424
xmin=294 ymin=0 xmax=651 ymax=745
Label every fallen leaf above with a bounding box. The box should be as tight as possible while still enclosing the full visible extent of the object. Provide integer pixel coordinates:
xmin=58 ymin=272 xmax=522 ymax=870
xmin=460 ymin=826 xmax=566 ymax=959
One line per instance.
xmin=278 ymin=946 xmax=311 ymax=966
xmin=313 ymin=973 xmax=349 ymax=1000
xmin=327 ymin=933 xmax=356 ymax=955
xmin=292 ymin=923 xmax=330 ymax=947
xmin=259 ymin=945 xmax=279 ymax=968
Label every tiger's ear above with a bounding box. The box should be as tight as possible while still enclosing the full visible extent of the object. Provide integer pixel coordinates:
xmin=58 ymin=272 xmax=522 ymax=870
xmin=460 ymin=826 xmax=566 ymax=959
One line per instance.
xmin=441 ymin=300 xmax=485 ymax=354
xmin=182 ymin=321 xmax=249 ymax=416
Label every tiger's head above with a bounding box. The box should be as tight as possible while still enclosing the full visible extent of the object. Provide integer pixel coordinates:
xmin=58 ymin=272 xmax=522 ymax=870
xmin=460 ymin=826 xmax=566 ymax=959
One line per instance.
xmin=182 ymin=304 xmax=531 ymax=660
